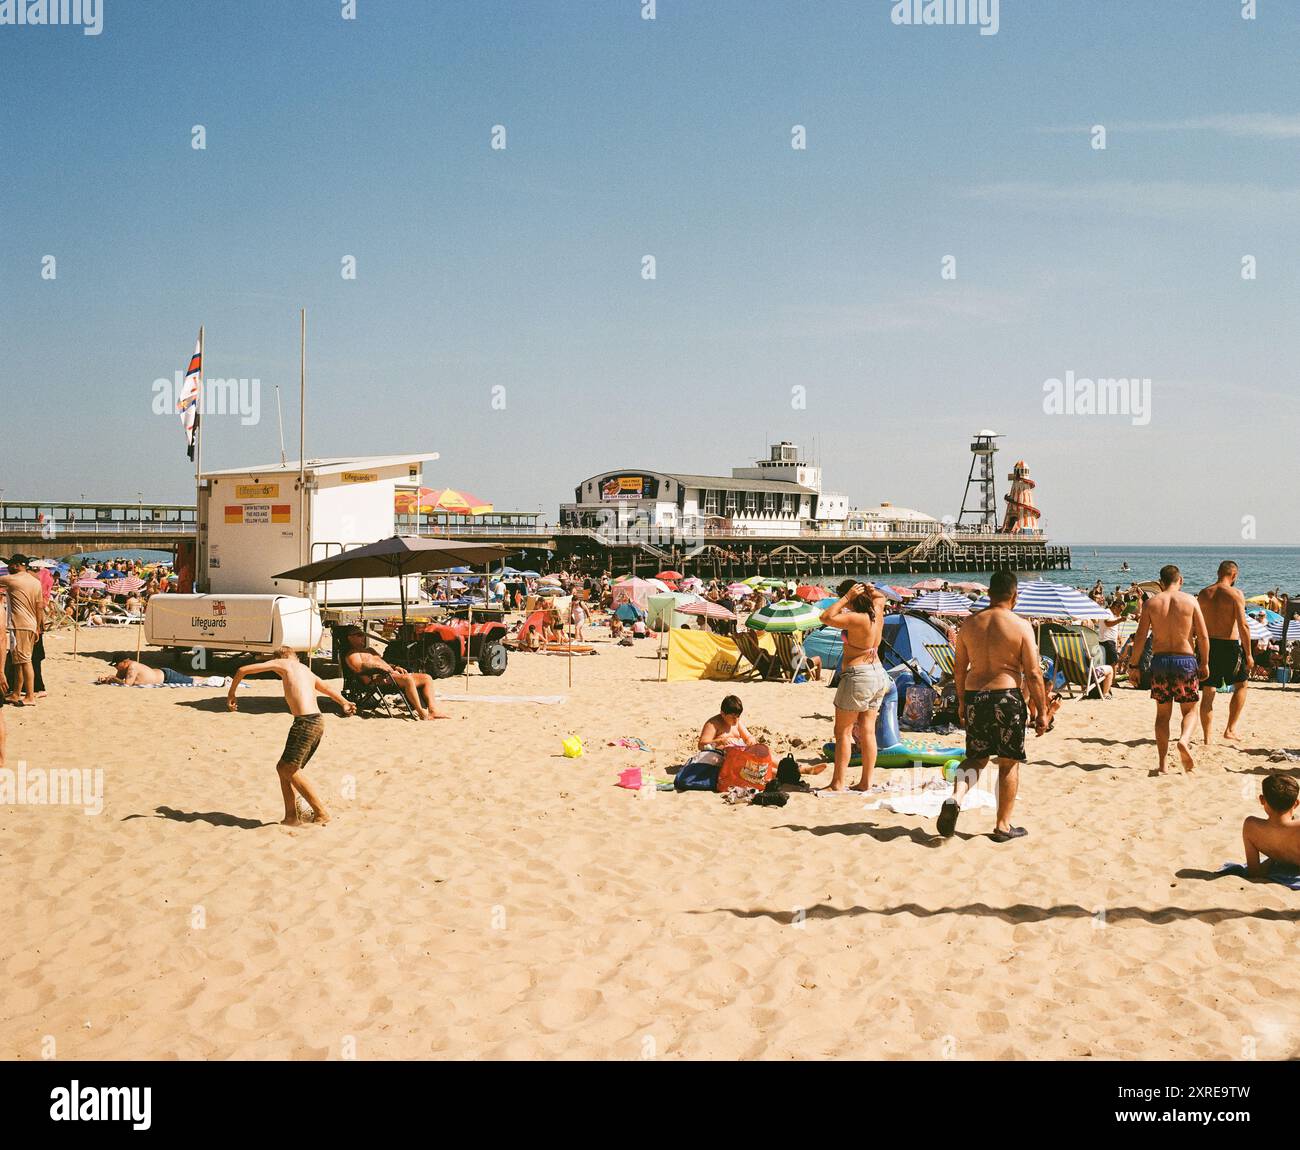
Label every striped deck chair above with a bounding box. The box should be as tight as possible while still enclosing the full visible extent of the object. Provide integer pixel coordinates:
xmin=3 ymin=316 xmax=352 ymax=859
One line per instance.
xmin=1050 ymin=632 xmax=1105 ymax=700
xmin=732 ymin=631 xmax=776 ymax=680
xmin=924 ymin=643 xmax=956 ymax=678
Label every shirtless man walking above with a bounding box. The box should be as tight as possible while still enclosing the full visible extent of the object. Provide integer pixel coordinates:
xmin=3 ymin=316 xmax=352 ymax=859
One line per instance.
xmin=819 ymin=579 xmax=889 ymax=791
xmin=1197 ymin=560 xmax=1253 ymax=743
xmin=939 ymin=570 xmax=1047 ymax=842
xmin=341 ymin=628 xmax=446 ymax=719
xmin=1131 ymin=565 xmax=1210 ymax=774
xmin=226 ymin=647 xmax=355 ymax=825
xmin=0 ymin=555 xmax=44 ymax=706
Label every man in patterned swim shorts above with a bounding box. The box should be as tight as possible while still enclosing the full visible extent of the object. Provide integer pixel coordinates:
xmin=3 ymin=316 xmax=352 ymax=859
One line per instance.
xmin=1132 ymin=565 xmax=1209 ymax=775
xmin=938 ymin=570 xmax=1048 ymax=843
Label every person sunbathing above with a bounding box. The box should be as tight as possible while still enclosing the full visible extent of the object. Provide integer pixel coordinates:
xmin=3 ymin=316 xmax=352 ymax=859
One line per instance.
xmin=96 ymin=657 xmax=195 ymax=686
xmin=1243 ymin=772 xmax=1300 ymax=876
xmin=341 ymin=628 xmax=446 ymax=719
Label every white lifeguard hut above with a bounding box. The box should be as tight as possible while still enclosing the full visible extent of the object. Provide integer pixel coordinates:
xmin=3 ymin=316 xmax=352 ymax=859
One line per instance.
xmin=197 ymin=453 xmax=437 ymax=602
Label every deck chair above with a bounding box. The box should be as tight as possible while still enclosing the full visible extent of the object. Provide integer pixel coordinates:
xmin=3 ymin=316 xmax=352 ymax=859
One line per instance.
xmin=333 ymin=627 xmax=416 ymax=718
xmin=924 ymin=643 xmax=956 ymax=678
xmin=1050 ymin=632 xmax=1106 ymax=700
xmin=732 ymin=630 xmax=778 ymax=680
xmin=771 ymin=632 xmax=817 ymax=682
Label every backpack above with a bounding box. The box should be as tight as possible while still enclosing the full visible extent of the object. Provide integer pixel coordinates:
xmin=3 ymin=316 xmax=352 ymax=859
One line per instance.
xmin=674 ymin=749 xmax=723 ymax=792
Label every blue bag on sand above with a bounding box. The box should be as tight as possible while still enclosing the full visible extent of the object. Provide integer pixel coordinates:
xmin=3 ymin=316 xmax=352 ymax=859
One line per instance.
xmin=674 ymin=750 xmax=723 ymax=792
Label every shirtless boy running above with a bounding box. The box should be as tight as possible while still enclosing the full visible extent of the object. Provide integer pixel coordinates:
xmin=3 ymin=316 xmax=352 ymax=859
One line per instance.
xmin=1196 ymin=560 xmax=1254 ymax=743
xmin=939 ymin=569 xmax=1047 ymax=842
xmin=227 ymin=647 xmax=355 ymax=825
xmin=1131 ymin=565 xmax=1210 ymax=774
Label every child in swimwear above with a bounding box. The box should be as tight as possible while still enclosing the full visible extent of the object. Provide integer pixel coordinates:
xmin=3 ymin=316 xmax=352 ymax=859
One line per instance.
xmin=1243 ymin=772 xmax=1300 ymax=877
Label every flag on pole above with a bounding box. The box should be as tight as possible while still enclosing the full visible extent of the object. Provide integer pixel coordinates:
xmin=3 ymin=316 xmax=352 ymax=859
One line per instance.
xmin=177 ymin=333 xmax=202 ymax=460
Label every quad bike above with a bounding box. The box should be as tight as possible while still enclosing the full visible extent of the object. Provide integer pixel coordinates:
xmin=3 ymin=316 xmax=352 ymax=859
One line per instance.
xmin=384 ymin=619 xmax=509 ymax=678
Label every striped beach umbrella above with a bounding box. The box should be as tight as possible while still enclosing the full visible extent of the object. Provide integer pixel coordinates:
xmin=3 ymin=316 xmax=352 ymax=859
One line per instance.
xmin=969 ymin=580 xmax=1110 ymax=620
xmin=678 ymin=599 xmax=736 ymax=621
xmin=745 ymin=599 xmax=824 ymax=633
xmin=1268 ymin=619 xmax=1299 ymax=643
xmin=912 ymin=579 xmax=947 ymax=592
xmin=908 ymin=590 xmax=974 ymax=616
xmin=105 ymin=577 xmax=145 ymax=595
xmin=726 ymin=583 xmax=750 ymax=598
xmin=1244 ymin=616 xmax=1269 ymax=642
xmin=73 ymin=577 xmax=107 ymax=590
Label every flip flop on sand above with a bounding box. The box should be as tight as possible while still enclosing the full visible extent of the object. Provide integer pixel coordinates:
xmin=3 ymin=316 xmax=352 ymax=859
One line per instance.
xmin=990 ymin=826 xmax=1028 ymax=843
xmin=937 ymin=798 xmax=960 ymax=838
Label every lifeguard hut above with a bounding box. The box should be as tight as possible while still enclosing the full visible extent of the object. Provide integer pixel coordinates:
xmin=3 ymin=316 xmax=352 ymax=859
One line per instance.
xmin=197 ymin=453 xmax=437 ymax=601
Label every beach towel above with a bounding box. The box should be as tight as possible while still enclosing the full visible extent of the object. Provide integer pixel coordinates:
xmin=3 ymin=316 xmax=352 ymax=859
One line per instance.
xmin=609 ymin=737 xmax=652 ymax=750
xmin=436 ymin=693 xmax=567 ymax=705
xmin=1217 ymin=861 xmax=1300 ymax=891
xmin=865 ymin=786 xmax=996 ymax=817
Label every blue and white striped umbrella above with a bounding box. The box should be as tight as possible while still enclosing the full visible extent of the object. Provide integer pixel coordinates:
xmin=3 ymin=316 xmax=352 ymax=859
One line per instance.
xmin=969 ymin=580 xmax=1111 ymax=620
xmin=908 ymin=590 xmax=973 ymax=615
xmin=1268 ymin=618 xmax=1299 ymax=643
xmin=1242 ymin=616 xmax=1269 ymax=642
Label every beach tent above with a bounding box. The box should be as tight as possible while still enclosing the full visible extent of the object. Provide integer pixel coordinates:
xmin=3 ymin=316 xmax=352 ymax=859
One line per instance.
xmin=881 ymin=613 xmax=950 ymax=680
xmin=614 ymin=601 xmax=646 ymax=623
xmin=803 ymin=626 xmax=843 ymax=668
xmin=647 ymin=592 xmax=701 ymax=631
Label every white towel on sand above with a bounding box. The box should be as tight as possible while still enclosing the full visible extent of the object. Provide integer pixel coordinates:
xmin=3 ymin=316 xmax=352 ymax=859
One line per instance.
xmin=865 ymin=785 xmax=995 ymax=817
xmin=436 ymin=693 xmax=567 ymax=705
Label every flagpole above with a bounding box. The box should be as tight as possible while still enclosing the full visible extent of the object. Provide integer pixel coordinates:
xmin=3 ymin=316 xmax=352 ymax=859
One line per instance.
xmin=195 ymin=324 xmax=204 ymax=593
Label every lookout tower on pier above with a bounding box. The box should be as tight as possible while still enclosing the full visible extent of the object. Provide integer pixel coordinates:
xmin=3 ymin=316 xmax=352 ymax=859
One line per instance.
xmin=958 ymin=430 xmax=1001 ymax=530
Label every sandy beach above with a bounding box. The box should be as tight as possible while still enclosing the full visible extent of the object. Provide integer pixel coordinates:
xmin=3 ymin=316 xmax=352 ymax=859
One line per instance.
xmin=2 ymin=625 xmax=1298 ymax=1062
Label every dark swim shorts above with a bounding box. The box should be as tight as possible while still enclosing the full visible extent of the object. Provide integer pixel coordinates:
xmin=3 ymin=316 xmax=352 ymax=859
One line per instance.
xmin=1201 ymin=638 xmax=1247 ymax=690
xmin=1150 ymin=653 xmax=1201 ymax=704
xmin=280 ymin=714 xmax=324 ymax=771
xmin=963 ymin=688 xmax=1027 ymax=762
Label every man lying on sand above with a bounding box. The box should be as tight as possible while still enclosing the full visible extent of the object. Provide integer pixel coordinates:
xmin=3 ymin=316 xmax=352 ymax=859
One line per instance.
xmin=341 ymin=627 xmax=447 ymax=720
xmin=226 ymin=647 xmax=355 ymax=826
xmin=1243 ymin=773 xmax=1300 ymax=877
xmin=96 ymin=658 xmax=196 ymax=686
xmin=1132 ymin=565 xmax=1209 ymax=774
xmin=940 ymin=569 xmax=1048 ymax=843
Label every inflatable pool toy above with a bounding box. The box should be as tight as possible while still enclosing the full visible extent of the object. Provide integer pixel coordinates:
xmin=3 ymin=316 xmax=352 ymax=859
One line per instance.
xmin=562 ymin=736 xmax=584 ymax=758
xmin=822 ymin=740 xmax=964 ymax=772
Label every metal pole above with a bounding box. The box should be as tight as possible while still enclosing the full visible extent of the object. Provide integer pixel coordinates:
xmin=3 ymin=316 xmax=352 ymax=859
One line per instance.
xmin=298 ymin=309 xmax=307 ymax=595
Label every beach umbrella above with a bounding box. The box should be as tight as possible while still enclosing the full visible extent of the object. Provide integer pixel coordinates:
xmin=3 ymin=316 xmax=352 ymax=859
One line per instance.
xmin=395 ymin=487 xmax=494 ymax=515
xmin=1268 ymin=619 xmax=1299 ymax=643
xmin=726 ymin=583 xmax=750 ymax=598
xmin=538 ymin=574 xmax=564 ymax=585
xmin=679 ymin=576 xmax=704 ymax=591
xmin=105 ymin=576 xmax=144 ymax=595
xmin=950 ymin=581 xmax=987 ymax=593
xmin=741 ymin=575 xmax=765 ymax=587
xmin=908 ymin=590 xmax=973 ymax=616
xmin=655 ymin=570 xmax=684 ymax=583
xmin=1245 ymin=616 xmax=1269 ymax=642
xmin=873 ymin=584 xmax=905 ymax=603
xmin=519 ymin=570 xmax=541 ymax=579
xmin=74 ymin=577 xmax=106 ymax=590
xmin=794 ymin=584 xmax=828 ymax=602
xmin=1247 ymin=606 xmax=1282 ymax=625
xmin=678 ymin=599 xmax=736 ymax=621
xmin=968 ymin=580 xmax=1110 ymax=620
xmin=1246 ymin=595 xmax=1271 ymax=606
xmin=535 ymin=585 xmax=563 ymax=597
xmin=746 ymin=599 xmax=824 ymax=633
xmin=273 ymin=535 xmax=509 ymax=624
xmin=912 ymin=578 xmax=947 ymax=592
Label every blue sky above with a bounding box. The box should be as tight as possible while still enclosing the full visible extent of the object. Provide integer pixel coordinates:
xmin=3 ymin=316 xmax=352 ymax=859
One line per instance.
xmin=2 ymin=0 xmax=1298 ymax=545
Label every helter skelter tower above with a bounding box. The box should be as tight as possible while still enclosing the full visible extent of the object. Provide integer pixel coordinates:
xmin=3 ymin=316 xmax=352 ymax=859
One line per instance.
xmin=1002 ymin=460 xmax=1042 ymax=534
xmin=958 ymin=430 xmax=1001 ymax=530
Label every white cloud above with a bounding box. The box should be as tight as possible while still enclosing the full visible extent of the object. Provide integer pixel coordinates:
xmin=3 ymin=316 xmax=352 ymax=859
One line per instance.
xmin=965 ymin=180 xmax=1300 ymax=218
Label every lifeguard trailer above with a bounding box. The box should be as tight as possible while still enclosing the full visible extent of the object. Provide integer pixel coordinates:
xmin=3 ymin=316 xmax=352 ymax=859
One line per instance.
xmin=196 ymin=453 xmax=438 ymax=602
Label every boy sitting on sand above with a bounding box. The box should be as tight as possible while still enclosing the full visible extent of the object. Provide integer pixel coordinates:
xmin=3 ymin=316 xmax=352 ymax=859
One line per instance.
xmin=1243 ymin=772 xmax=1300 ymax=877
xmin=698 ymin=695 xmax=754 ymax=749
xmin=226 ymin=647 xmax=355 ymax=826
